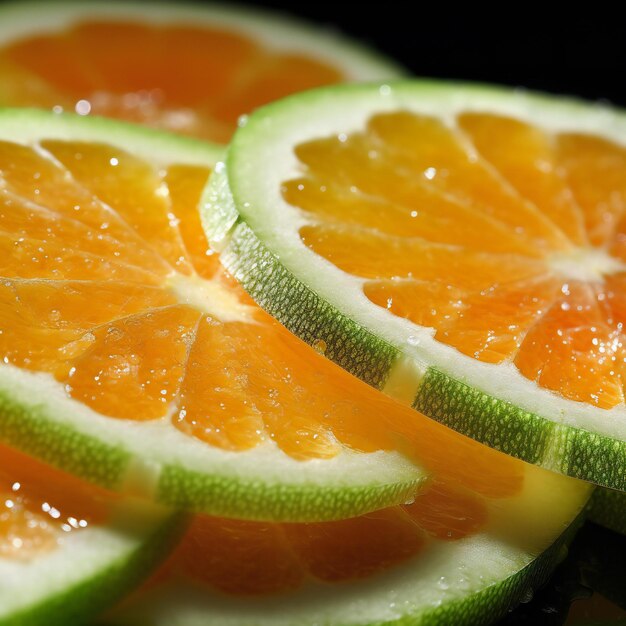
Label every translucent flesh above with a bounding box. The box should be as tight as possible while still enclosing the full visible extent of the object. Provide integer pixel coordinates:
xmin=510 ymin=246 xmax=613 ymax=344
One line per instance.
xmin=151 ymin=477 xmax=491 ymax=595
xmin=0 ymin=137 xmax=527 ymax=564
xmin=289 ymin=111 xmax=626 ymax=409
xmin=0 ymin=19 xmax=345 ymax=143
xmin=0 ymin=443 xmax=111 ymax=561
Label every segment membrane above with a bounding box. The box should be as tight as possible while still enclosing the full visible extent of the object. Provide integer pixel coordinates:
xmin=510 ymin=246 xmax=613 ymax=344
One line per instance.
xmin=0 ymin=19 xmax=346 ymax=142
xmin=0 ymin=137 xmax=524 ymax=524
xmin=290 ymin=111 xmax=626 ymax=408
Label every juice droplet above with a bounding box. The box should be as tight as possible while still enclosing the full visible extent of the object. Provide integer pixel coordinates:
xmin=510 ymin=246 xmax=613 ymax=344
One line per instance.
xmin=313 ymin=339 xmax=327 ymax=355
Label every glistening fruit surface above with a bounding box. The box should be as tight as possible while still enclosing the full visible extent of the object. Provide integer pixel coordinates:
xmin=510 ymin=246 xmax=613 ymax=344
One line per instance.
xmin=206 ymin=82 xmax=626 ymax=489
xmin=0 ymin=1 xmax=402 ymax=142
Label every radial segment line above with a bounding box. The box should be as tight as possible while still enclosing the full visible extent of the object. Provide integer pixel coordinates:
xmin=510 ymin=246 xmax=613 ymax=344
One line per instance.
xmin=0 ymin=188 xmax=166 ymax=276
xmin=300 ymin=175 xmax=548 ymax=257
xmin=0 ymin=230 xmax=162 ymax=284
xmin=449 ymin=123 xmax=575 ymax=249
xmin=33 ymin=141 xmax=182 ymax=274
xmin=452 ymin=118 xmax=586 ymax=247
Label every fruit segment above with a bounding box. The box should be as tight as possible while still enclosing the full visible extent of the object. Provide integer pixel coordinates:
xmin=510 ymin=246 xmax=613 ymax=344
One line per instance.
xmin=0 ymin=4 xmax=402 ymax=143
xmin=0 ymin=20 xmax=343 ymax=143
xmin=457 ymin=112 xmax=589 ymax=246
xmin=121 ymin=473 xmax=561 ymax=595
xmin=289 ymin=110 xmax=626 ymax=408
xmin=0 ymin=133 xmax=539 ymax=483
xmin=106 ymin=456 xmax=591 ymax=626
xmin=0 ymin=443 xmax=176 ymax=625
xmin=0 ymin=443 xmax=108 ymax=561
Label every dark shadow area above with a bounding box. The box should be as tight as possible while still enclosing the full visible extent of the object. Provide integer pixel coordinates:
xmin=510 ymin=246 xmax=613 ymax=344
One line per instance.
xmin=497 ymin=522 xmax=626 ymax=625
xmin=242 ymin=1 xmax=626 ymax=105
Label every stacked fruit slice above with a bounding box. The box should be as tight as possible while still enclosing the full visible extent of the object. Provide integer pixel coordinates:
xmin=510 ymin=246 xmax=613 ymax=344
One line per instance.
xmin=0 ymin=2 xmax=623 ymax=625
xmin=207 ymin=82 xmax=626 ymax=490
xmin=208 ymin=81 xmax=626 ymax=540
xmin=0 ymin=0 xmax=402 ymax=142
xmin=0 ymin=105 xmax=592 ymax=626
xmin=201 ymin=83 xmax=626 ymax=620
xmin=0 ymin=443 xmax=178 ymax=625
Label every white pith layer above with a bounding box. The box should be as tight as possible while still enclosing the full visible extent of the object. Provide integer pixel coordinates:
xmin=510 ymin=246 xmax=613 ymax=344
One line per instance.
xmin=222 ymin=83 xmax=626 ymax=442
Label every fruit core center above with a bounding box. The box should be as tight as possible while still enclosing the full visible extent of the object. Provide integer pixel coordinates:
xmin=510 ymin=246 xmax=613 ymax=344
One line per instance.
xmin=548 ymin=248 xmax=626 ymax=282
xmin=167 ymin=272 xmax=255 ymax=323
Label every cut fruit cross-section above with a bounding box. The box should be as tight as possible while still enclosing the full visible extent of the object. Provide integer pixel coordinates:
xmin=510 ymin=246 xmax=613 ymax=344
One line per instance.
xmin=0 ymin=0 xmax=403 ymax=143
xmin=205 ymin=81 xmax=626 ymax=492
xmin=0 ymin=108 xmax=444 ymax=523
xmin=0 ymin=443 xmax=179 ymax=626
xmin=106 ymin=457 xmax=591 ymax=626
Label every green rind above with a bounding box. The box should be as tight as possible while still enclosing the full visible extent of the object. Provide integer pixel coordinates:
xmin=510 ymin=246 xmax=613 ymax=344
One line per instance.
xmin=0 ymin=382 xmax=423 ymax=522
xmin=0 ymin=107 xmax=224 ymax=164
xmin=221 ymin=220 xmax=399 ymax=388
xmin=0 ymin=108 xmax=425 ymax=522
xmin=415 ymin=370 xmax=626 ymax=491
xmin=0 ymin=359 xmax=425 ymax=522
xmin=0 ymin=514 xmax=186 ymax=626
xmin=100 ymin=510 xmax=587 ymax=626
xmin=588 ymin=488 xmax=626 ymax=535
xmin=413 ymin=368 xmax=553 ymax=466
xmin=205 ymin=80 xmax=626 ymax=492
xmin=158 ymin=465 xmax=419 ymax=522
xmin=0 ymin=387 xmax=130 ymax=490
xmin=404 ymin=510 xmax=583 ymax=626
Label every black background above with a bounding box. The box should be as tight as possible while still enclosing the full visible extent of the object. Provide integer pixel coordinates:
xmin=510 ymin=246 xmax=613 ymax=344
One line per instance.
xmin=241 ymin=1 xmax=626 ymax=107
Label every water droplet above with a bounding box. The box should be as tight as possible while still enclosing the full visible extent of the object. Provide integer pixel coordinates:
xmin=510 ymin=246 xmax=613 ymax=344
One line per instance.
xmin=106 ymin=327 xmax=123 ymax=340
xmin=75 ymin=99 xmax=91 ymax=115
xmin=313 ymin=339 xmax=327 ymax=355
xmin=407 ymin=335 xmax=420 ymax=347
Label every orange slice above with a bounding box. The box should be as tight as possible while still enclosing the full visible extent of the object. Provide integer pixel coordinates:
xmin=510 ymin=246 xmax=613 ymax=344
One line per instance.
xmin=0 ymin=109 xmax=429 ymax=523
xmin=206 ymin=81 xmax=626 ymax=492
xmin=0 ymin=442 xmax=177 ymax=624
xmin=106 ymin=456 xmax=590 ymax=626
xmin=0 ymin=0 xmax=403 ymax=143
xmin=0 ymin=106 xmax=580 ymax=530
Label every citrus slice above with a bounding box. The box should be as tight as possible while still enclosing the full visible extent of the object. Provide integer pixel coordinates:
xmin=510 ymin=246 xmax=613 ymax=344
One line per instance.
xmin=0 ymin=108 xmax=435 ymax=522
xmin=206 ymin=81 xmax=626 ymax=491
xmin=105 ymin=458 xmax=590 ymax=626
xmin=0 ymin=0 xmax=403 ymax=143
xmin=0 ymin=443 xmax=178 ymax=626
